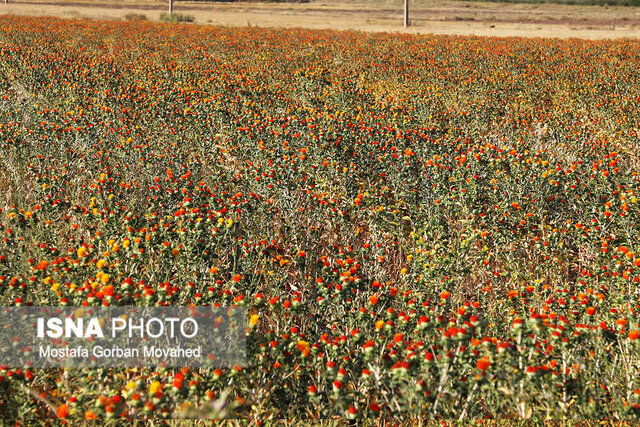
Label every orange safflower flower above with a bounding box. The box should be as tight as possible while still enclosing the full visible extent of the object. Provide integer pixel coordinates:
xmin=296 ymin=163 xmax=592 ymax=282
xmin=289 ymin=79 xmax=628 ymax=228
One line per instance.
xmin=57 ymin=404 xmax=69 ymax=419
xmin=476 ymin=357 xmax=491 ymax=371
xmin=297 ymin=340 xmax=310 ymax=356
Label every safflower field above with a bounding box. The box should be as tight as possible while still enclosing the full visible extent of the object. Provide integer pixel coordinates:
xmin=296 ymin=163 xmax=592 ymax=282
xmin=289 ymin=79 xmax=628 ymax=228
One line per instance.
xmin=1 ymin=14 xmax=640 ymax=420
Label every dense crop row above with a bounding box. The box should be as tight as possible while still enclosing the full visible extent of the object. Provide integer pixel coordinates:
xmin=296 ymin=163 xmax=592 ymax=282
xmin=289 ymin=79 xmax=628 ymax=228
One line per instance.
xmin=1 ymin=15 xmax=640 ymax=419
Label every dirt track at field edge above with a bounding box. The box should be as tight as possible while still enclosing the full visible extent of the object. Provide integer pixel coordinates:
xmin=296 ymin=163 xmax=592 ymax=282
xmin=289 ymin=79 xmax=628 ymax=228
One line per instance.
xmin=3 ymin=0 xmax=640 ymax=39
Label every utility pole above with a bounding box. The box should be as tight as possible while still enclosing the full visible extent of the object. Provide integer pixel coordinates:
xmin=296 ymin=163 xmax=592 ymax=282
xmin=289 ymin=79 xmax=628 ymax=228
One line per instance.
xmin=169 ymin=0 xmax=173 ymax=14
xmin=404 ymin=0 xmax=409 ymax=27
